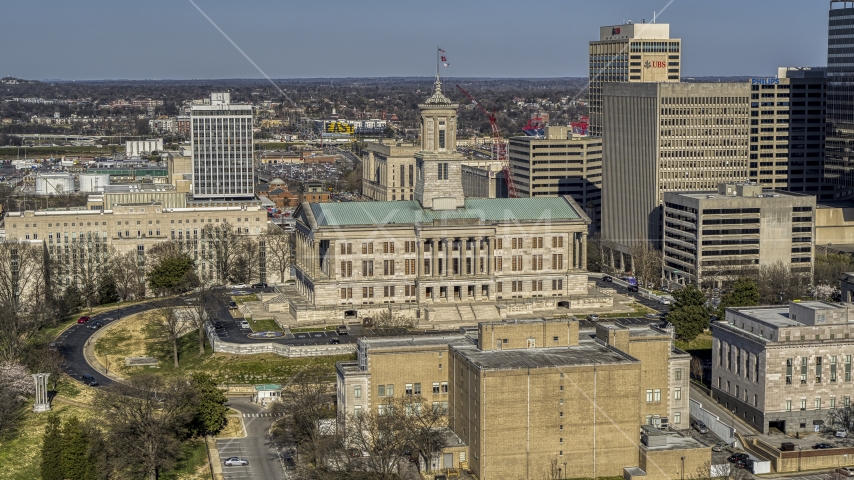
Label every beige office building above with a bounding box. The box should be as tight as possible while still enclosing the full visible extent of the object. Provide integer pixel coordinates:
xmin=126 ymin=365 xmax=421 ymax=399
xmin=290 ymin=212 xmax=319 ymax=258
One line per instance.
xmin=601 ymin=82 xmax=751 ymax=270
xmin=508 ymin=126 xmax=603 ymax=231
xmin=4 ymin=203 xmax=269 ymax=287
xmin=361 ymin=142 xmax=420 ymax=201
xmin=336 ymin=318 xmax=700 ymax=480
xmin=662 ymin=183 xmax=815 ymax=288
xmin=589 ymin=22 xmax=681 ymax=137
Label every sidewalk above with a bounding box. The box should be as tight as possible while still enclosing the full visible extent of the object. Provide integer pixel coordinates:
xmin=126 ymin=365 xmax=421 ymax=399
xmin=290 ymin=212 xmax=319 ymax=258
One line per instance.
xmin=82 ymin=321 xmax=125 ymax=383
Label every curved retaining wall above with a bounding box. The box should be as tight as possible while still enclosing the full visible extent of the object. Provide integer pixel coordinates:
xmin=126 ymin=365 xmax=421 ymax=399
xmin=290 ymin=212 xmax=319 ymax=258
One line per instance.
xmin=204 ymin=324 xmax=356 ymax=357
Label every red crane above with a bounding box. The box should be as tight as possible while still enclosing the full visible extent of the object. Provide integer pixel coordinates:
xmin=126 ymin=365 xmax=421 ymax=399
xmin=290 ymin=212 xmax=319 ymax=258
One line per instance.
xmin=455 ymin=85 xmax=518 ymax=198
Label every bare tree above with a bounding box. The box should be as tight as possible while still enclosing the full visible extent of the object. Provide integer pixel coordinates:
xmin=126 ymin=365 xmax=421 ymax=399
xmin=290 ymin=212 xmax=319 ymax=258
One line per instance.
xmin=96 ymin=374 xmax=197 ymax=480
xmin=756 ymin=261 xmax=810 ymax=304
xmin=401 ymin=396 xmax=449 ymax=473
xmin=0 ymin=240 xmax=50 ymax=362
xmin=270 ymin=382 xmax=346 ymax=474
xmin=235 ymin=237 xmax=260 ymax=284
xmin=630 ymin=242 xmax=663 ymax=290
xmin=149 ymin=303 xmax=183 ymax=368
xmin=265 ymin=224 xmax=292 ymax=284
xmin=186 ymin=285 xmax=213 ymax=356
xmin=202 ymin=220 xmax=244 ymax=284
xmin=110 ymin=249 xmax=145 ymax=301
xmin=371 ymin=309 xmax=414 ymax=336
xmin=691 ymin=356 xmax=704 ymax=381
xmin=344 ymin=401 xmax=409 ymax=480
xmin=69 ymin=235 xmax=110 ymax=309
xmin=146 ymin=240 xmax=193 ymax=268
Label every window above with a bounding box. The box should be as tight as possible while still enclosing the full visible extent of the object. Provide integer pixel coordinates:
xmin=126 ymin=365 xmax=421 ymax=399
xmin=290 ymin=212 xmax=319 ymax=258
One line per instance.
xmin=354 ymin=405 xmax=362 ymax=416
xmin=800 ymin=357 xmax=807 ymax=384
xmin=362 ymin=260 xmax=374 ymax=277
xmin=800 ymin=399 xmax=807 ymax=411
xmin=341 ymin=261 xmax=353 ymax=277
xmin=786 ymin=358 xmax=793 ymax=384
xmin=354 ymin=386 xmax=361 ymax=398
xmin=654 ymin=389 xmax=661 ymax=402
xmin=815 ymin=398 xmax=821 ymax=410
xmin=831 ymin=356 xmax=838 ymax=382
xmin=674 ymin=412 xmax=681 ymax=424
xmin=786 ymin=400 xmax=791 ymax=412
xmin=441 ymin=382 xmax=448 ymax=393
xmin=675 ymin=388 xmax=682 ymax=401
xmin=378 ymin=385 xmax=386 ymax=397
xmin=646 ymin=390 xmax=653 ymax=402
xmin=405 ymin=383 xmax=413 ymax=395
xmin=675 ymin=369 xmax=682 ymax=381
xmin=386 ymin=384 xmax=394 ymax=396
xmin=816 ymin=357 xmax=823 ymax=383
xmin=433 ymin=382 xmax=440 ymax=394
xmin=831 ymin=397 xmax=837 ymax=409
xmin=754 ymin=394 xmax=758 ymax=407
xmin=414 ymin=383 xmax=421 ymax=395
xmin=438 ymin=130 xmax=446 ymax=149
xmin=847 ymin=356 xmax=852 ymax=382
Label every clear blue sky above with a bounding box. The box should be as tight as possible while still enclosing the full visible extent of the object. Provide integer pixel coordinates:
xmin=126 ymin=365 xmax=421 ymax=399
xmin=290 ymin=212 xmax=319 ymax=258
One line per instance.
xmin=1 ymin=0 xmax=829 ymax=80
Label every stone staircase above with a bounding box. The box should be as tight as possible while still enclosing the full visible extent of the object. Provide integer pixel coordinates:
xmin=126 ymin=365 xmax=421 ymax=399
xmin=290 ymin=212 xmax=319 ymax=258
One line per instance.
xmin=456 ymin=304 xmax=477 ymax=322
xmin=427 ymin=306 xmax=463 ymax=324
xmin=263 ymin=293 xmax=288 ymax=312
xmin=472 ymin=303 xmax=501 ymax=321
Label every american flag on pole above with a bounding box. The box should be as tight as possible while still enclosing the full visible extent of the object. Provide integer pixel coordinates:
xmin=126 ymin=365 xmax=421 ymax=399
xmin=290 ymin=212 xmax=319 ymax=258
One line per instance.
xmin=439 ymin=48 xmax=449 ymax=68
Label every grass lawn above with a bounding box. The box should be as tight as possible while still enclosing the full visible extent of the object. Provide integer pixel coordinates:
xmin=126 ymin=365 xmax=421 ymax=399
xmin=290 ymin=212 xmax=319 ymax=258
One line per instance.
xmin=161 ymin=438 xmax=210 ymax=480
xmin=215 ymin=411 xmax=245 ymax=439
xmin=233 ymin=294 xmax=259 ymax=304
xmin=676 ymin=332 xmax=713 ymax=364
xmin=248 ymin=318 xmax=282 ymax=332
xmin=94 ymin=309 xmax=352 ymax=384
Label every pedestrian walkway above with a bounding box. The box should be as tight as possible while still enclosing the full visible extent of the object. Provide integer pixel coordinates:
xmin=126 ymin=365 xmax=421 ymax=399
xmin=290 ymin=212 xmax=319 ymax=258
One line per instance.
xmin=241 ymin=412 xmax=284 ymax=418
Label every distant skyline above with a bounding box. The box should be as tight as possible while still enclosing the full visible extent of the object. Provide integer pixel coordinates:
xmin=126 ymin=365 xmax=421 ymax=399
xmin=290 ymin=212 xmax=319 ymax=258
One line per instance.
xmin=1 ymin=0 xmax=829 ymax=81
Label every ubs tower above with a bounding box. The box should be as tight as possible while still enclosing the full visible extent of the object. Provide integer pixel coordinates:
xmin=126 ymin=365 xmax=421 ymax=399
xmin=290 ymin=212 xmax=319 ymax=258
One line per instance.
xmin=825 ymin=1 xmax=854 ymax=195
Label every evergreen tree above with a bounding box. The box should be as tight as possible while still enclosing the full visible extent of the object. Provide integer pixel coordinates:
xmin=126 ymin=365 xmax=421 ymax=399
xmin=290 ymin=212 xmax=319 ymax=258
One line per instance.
xmin=97 ymin=274 xmax=120 ymax=305
xmin=716 ymin=277 xmax=760 ymax=320
xmin=668 ymin=285 xmax=711 ymax=342
xmin=83 ymin=422 xmax=109 ymax=480
xmin=40 ymin=413 xmax=64 ymax=480
xmin=61 ymin=416 xmax=89 ymax=480
xmin=190 ymin=372 xmax=228 ymax=436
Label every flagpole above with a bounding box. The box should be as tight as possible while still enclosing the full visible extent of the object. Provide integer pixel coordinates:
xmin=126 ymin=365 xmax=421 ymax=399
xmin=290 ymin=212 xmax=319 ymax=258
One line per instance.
xmin=437 ymin=46 xmax=440 ymax=78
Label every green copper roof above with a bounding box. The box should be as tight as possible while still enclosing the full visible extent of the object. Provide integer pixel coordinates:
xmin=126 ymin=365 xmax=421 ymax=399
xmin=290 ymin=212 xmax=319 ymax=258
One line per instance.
xmin=309 ymin=197 xmax=581 ymax=227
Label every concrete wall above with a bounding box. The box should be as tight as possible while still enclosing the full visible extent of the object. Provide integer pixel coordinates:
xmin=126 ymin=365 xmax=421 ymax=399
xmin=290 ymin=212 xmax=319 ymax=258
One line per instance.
xmin=689 ymin=398 xmax=735 ymax=444
xmin=205 ymin=324 xmax=355 ymax=357
xmin=816 ymin=205 xmax=854 ymax=245
xmin=638 ymin=446 xmax=711 ymax=480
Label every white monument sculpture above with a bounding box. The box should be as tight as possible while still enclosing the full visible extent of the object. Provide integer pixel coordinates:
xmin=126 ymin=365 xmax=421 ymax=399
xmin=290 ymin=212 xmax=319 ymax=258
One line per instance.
xmin=32 ymin=373 xmax=51 ymax=412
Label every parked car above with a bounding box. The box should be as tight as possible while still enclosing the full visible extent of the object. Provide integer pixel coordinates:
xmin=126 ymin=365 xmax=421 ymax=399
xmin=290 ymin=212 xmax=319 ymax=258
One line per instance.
xmin=712 ymin=443 xmax=728 ymax=452
xmin=228 ymin=301 xmax=238 ymax=309
xmin=213 ymin=322 xmax=225 ymax=330
xmin=814 ymin=443 xmax=834 ymax=449
xmin=587 ymin=313 xmax=600 ymax=321
xmin=737 ymin=458 xmax=754 ymax=471
xmin=837 ymin=428 xmax=849 ymax=438
xmin=727 ymin=453 xmax=748 ymax=463
xmin=224 ymin=457 xmax=249 ymax=466
xmin=602 ymin=275 xmax=613 ymax=282
xmin=81 ymin=374 xmax=99 ymax=387
xmin=230 ymin=283 xmax=249 ymax=289
xmin=627 ymin=285 xmax=639 ymax=292
xmin=645 ymin=313 xmax=660 ymax=319
xmin=240 ymin=321 xmax=250 ymax=329
xmin=836 ymin=467 xmax=854 ymax=477
xmin=77 ymin=316 xmax=90 ymax=324
xmin=659 ymin=296 xmax=673 ymax=305
xmin=251 ymin=283 xmax=268 ymax=288
xmin=692 ymin=420 xmax=709 ymax=434
xmin=328 ymin=338 xmax=340 ymax=344
xmin=336 ymin=325 xmax=349 ymax=335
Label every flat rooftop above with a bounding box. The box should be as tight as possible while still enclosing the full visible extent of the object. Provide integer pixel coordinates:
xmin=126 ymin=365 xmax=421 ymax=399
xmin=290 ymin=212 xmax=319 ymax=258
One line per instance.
xmin=728 ymin=307 xmax=797 ymax=327
xmin=452 ymin=339 xmax=637 ymax=371
xmin=361 ymin=335 xmax=471 ymax=351
xmin=644 ymin=432 xmax=708 ymax=451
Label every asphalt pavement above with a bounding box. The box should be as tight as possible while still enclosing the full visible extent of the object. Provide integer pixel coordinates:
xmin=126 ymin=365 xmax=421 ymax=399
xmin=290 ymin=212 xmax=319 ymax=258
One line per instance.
xmin=218 ymin=397 xmax=286 ymax=480
xmin=592 ymin=278 xmax=669 ymax=313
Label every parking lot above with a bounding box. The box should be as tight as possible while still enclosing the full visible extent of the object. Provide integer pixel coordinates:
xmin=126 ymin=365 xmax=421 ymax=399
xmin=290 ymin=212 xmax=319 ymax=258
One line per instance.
xmin=217 ymin=439 xmax=262 ymax=480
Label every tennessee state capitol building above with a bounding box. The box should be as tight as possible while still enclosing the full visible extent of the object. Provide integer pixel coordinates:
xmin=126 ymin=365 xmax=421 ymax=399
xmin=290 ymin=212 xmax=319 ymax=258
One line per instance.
xmin=286 ymin=77 xmax=606 ymax=323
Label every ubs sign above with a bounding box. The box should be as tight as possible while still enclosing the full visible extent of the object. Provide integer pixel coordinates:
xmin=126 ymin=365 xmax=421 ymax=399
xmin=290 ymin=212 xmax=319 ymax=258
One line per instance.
xmin=644 ymin=61 xmax=666 ymax=69
xmin=751 ymin=78 xmax=779 ymax=85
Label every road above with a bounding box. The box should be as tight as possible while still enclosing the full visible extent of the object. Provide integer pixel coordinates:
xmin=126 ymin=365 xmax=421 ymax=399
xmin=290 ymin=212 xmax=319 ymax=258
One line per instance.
xmin=590 ymin=276 xmax=669 ymax=313
xmin=689 ymin=383 xmax=758 ymax=437
xmin=218 ymin=397 xmax=285 ymax=480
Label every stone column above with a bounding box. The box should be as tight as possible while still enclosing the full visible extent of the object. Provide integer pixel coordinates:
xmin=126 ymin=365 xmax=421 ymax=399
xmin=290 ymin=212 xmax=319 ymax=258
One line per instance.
xmin=486 ymin=237 xmax=493 ymax=275
xmin=474 ymin=237 xmax=482 ymax=275
xmin=460 ymin=238 xmax=466 ymax=276
xmin=431 ymin=239 xmax=438 ymax=276
xmin=581 ymin=233 xmax=588 ymax=271
xmin=32 ymin=373 xmax=51 ymax=412
xmin=417 ymin=238 xmax=424 ymax=277
xmin=444 ymin=239 xmax=450 ymax=277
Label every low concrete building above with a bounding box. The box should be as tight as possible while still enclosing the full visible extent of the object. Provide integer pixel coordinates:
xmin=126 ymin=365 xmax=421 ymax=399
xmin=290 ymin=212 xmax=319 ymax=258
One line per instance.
xmin=336 ymin=318 xmax=701 ymax=480
xmin=712 ymin=301 xmax=854 ymax=434
xmin=461 ymin=162 xmax=506 ymax=199
xmin=662 ymin=183 xmax=815 ymax=288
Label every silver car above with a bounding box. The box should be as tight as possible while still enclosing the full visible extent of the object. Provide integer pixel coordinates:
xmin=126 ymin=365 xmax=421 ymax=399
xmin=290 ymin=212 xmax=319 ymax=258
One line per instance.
xmin=224 ymin=457 xmax=249 ymax=466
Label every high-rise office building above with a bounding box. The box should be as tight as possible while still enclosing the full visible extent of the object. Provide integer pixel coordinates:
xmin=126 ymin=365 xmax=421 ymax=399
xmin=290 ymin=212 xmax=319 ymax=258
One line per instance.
xmin=191 ymin=93 xmax=254 ymax=200
xmin=588 ymin=22 xmax=681 ymax=138
xmin=748 ymin=68 xmax=828 ymax=198
xmin=824 ymin=2 xmax=854 ymax=194
xmin=508 ymin=126 xmax=603 ymax=231
xmin=601 ymin=82 xmax=750 ymax=271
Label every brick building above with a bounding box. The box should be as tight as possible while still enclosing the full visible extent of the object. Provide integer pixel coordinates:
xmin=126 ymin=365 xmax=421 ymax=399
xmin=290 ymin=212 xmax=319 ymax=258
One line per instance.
xmin=336 ymin=318 xmax=701 ymax=480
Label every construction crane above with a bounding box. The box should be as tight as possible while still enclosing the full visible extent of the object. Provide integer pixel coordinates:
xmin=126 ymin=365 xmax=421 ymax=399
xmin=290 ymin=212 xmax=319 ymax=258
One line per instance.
xmin=455 ymin=85 xmax=518 ymax=198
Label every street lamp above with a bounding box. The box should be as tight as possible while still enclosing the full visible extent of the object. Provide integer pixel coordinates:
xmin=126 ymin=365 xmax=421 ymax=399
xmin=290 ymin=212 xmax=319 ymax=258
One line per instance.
xmin=563 ymin=461 xmax=567 ymax=480
xmin=797 ymin=445 xmax=803 ymax=472
xmin=681 ymin=456 xmax=685 ymax=480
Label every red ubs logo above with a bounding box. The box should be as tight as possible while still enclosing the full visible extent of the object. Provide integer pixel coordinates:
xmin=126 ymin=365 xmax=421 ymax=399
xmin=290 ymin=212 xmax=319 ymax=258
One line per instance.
xmin=612 ymin=27 xmax=621 ymax=34
xmin=644 ymin=61 xmax=666 ymax=68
